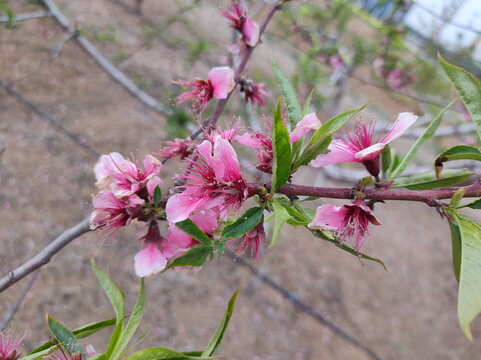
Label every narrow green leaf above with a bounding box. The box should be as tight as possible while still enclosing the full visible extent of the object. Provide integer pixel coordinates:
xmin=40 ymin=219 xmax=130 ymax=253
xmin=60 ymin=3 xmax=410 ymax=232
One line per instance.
xmin=434 ymin=145 xmax=481 ymax=178
xmin=153 ymin=185 xmax=162 ymax=207
xmin=380 ymin=144 xmax=393 ymax=179
xmin=175 ymin=219 xmax=213 ymax=246
xmin=293 ymin=103 xmax=368 ymax=169
xmin=221 ymin=207 xmax=264 ymax=239
xmin=124 ymin=347 xmax=203 ymax=360
xmin=284 ymin=206 xmax=310 ymax=226
xmin=202 ymin=290 xmax=240 ymax=357
xmin=450 ymin=187 xmax=466 ymax=208
xmin=165 ymin=245 xmax=212 ymax=270
xmin=389 ymin=100 xmax=454 ymax=179
xmin=19 ymin=348 xmax=54 ymax=360
xmin=270 ymin=54 xmax=303 ymax=128
xmin=439 ymin=54 xmax=481 ymax=141
xmin=271 ymin=98 xmax=292 ymax=193
xmin=88 ymin=355 xmax=106 ymax=360
xmin=47 ymin=316 xmax=85 ymax=359
xmin=391 ymin=169 xmax=473 ymax=190
xmin=309 ymin=229 xmax=387 ymax=270
xmin=458 ymin=197 xmax=481 ymax=209
xmin=303 ymin=89 xmax=315 ymax=116
xmin=110 ymin=280 xmax=145 ymax=360
xmin=448 ymin=219 xmax=462 ymax=283
xmin=270 ymin=200 xmax=291 ymax=247
xmin=447 ymin=212 xmax=481 ymax=340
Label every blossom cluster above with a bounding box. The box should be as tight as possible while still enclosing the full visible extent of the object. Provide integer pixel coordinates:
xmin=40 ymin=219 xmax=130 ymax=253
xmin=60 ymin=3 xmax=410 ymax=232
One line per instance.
xmin=373 ymin=56 xmax=416 ymax=90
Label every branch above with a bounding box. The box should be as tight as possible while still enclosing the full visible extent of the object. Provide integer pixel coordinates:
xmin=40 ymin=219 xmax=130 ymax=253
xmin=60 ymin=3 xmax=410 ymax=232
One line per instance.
xmin=40 ymin=0 xmax=172 ymax=117
xmin=0 ymin=218 xmax=90 ymax=293
xmin=0 ymin=11 xmax=50 ymax=23
xmin=247 ymin=181 xmax=481 ymax=206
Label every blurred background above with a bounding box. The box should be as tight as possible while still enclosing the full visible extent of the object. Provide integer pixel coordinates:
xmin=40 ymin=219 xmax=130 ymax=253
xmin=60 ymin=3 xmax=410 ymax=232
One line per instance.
xmin=2 ymin=0 xmax=481 ymax=359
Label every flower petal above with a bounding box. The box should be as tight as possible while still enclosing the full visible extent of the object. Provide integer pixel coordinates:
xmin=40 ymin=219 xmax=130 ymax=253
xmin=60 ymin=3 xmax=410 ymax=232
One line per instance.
xmin=234 ymin=133 xmax=262 ymax=147
xmin=381 ymin=112 xmax=418 ymax=144
xmin=212 ymin=136 xmax=241 ymax=180
xmin=354 ymin=142 xmax=386 ymax=161
xmin=289 ymin=113 xmax=322 ymax=143
xmin=242 ymin=17 xmax=260 ymax=46
xmin=134 ymin=243 xmax=167 ymax=277
xmin=165 ymin=192 xmax=206 ymax=223
xmin=308 ymin=204 xmax=346 ymax=231
xmin=309 ymin=149 xmax=357 ymax=168
xmin=209 ymin=66 xmax=235 ymax=99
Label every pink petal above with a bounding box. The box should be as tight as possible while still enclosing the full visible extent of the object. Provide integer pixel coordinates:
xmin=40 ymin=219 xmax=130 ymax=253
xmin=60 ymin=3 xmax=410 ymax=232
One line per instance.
xmin=345 ymin=199 xmax=381 ymax=225
xmin=212 ymin=136 xmax=241 ymax=180
xmin=86 ymin=345 xmax=97 ymax=357
xmin=134 ymin=243 xmax=167 ymax=277
xmin=242 ymin=17 xmax=260 ymax=46
xmin=233 ymin=133 xmax=262 ymax=147
xmin=147 ymin=176 xmax=163 ymax=198
xmin=309 ymin=148 xmax=357 ymax=168
xmin=354 ymin=142 xmax=386 ymax=161
xmin=94 ymin=152 xmax=126 ymax=181
xmin=165 ymin=192 xmax=206 ymax=223
xmin=191 ymin=211 xmax=218 ymax=233
xmin=167 ymin=225 xmax=195 ymax=249
xmin=381 ymin=112 xmax=418 ymax=144
xmin=209 ymin=66 xmax=235 ymax=99
xmin=308 ymin=204 xmax=346 ymax=231
xmin=197 ymin=139 xmax=213 ymax=162
xmin=289 ymin=113 xmax=322 ymax=143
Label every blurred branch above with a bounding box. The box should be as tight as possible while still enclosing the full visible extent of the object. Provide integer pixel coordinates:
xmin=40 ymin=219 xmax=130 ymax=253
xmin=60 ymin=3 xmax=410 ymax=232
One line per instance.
xmin=0 ymin=11 xmax=50 ymax=23
xmin=231 ymin=254 xmax=382 ymax=360
xmin=0 ymin=218 xmax=90 ymax=294
xmin=0 ymin=270 xmax=39 ymax=330
xmin=39 ymin=0 xmax=172 ymax=117
xmin=0 ymin=81 xmax=101 ymax=158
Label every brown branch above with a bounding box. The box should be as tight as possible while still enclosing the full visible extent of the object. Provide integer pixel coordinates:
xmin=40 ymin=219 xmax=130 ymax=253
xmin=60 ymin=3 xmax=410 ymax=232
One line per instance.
xmin=0 ymin=11 xmax=50 ymax=23
xmin=0 ymin=218 xmax=90 ymax=294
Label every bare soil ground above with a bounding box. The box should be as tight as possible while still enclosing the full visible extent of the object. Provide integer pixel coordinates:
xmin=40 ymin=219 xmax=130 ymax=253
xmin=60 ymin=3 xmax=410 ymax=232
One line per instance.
xmin=1 ymin=1 xmax=481 ymax=359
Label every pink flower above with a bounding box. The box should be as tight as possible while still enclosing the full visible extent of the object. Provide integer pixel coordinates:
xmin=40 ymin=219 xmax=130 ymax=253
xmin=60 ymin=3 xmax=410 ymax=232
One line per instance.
xmin=175 ymin=67 xmax=235 ymax=114
xmin=166 ymin=135 xmax=247 ymax=223
xmin=94 ymin=153 xmax=162 ymax=199
xmin=227 ymin=218 xmax=267 ymax=262
xmin=240 ymin=80 xmax=269 ymax=107
xmin=386 ymin=68 xmax=404 ymax=90
xmin=309 ymin=112 xmax=418 ymax=177
xmin=134 ymin=221 xmax=168 ymax=277
xmin=235 ymin=113 xmax=321 ymax=173
xmin=308 ymin=199 xmax=381 ymax=252
xmin=0 ymin=333 xmax=25 ymax=360
xmin=220 ymin=2 xmax=260 ymax=47
xmin=157 ymin=138 xmax=193 ymax=159
xmin=90 ymin=191 xmax=142 ymax=236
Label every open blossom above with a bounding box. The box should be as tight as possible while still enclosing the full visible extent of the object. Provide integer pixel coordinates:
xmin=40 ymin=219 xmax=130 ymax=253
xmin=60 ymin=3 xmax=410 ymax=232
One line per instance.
xmin=308 ymin=199 xmax=381 ymax=252
xmin=134 ymin=221 xmax=168 ymax=277
xmin=240 ymin=79 xmax=269 ymax=107
xmin=220 ymin=2 xmax=260 ymax=51
xmin=166 ymin=135 xmax=247 ymax=223
xmin=175 ymin=66 xmax=235 ymax=114
xmin=227 ymin=217 xmax=267 ymax=262
xmin=309 ymin=112 xmax=418 ymax=177
xmin=157 ymin=138 xmax=193 ymax=159
xmin=235 ymin=113 xmax=322 ymax=173
xmin=0 ymin=333 xmax=25 ymax=360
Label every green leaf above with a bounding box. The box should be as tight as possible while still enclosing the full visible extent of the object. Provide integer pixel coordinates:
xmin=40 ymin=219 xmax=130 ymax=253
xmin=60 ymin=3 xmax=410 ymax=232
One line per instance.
xmin=284 ymin=206 xmax=310 ymax=226
xmin=380 ymin=144 xmax=393 ymax=179
xmin=175 ymin=219 xmax=213 ymax=246
xmin=221 ymin=207 xmax=264 ymax=239
xmin=270 ymin=54 xmax=303 ymax=128
xmin=271 ymin=98 xmax=292 ymax=193
xmin=450 ymin=187 xmax=466 ymax=208
xmin=434 ymin=145 xmax=481 ymax=178
xmin=439 ymin=54 xmax=481 ymax=141
xmin=28 ymin=318 xmax=116 ymax=356
xmin=91 ymin=259 xmax=125 ymax=359
xmin=309 ymin=229 xmax=387 ymax=270
xmin=293 ymin=103 xmax=368 ymax=169
xmin=446 ymin=212 xmax=481 ymax=340
xmin=47 ymin=316 xmax=85 ymax=359
xmin=303 ymin=89 xmax=315 ymax=116
xmin=165 ymin=245 xmax=212 ymax=270
xmin=88 ymin=355 xmax=106 ymax=360
xmin=124 ymin=347 xmax=203 ymax=360
xmin=110 ymin=279 xmax=145 ymax=360
xmin=448 ymin=219 xmax=462 ymax=283
xmin=19 ymin=348 xmax=54 ymax=360
xmin=153 ymin=185 xmax=162 ymax=207
xmin=202 ymin=290 xmax=240 ymax=357
xmin=389 ymin=100 xmax=454 ymax=179
xmin=458 ymin=197 xmax=481 ymax=209
xmin=270 ymin=200 xmax=291 ymax=247
xmin=391 ymin=169 xmax=473 ymax=190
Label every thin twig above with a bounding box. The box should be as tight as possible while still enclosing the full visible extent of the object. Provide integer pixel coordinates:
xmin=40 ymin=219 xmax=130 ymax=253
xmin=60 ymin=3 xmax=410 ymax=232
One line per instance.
xmin=0 ymin=270 xmax=39 ymax=330
xmin=0 ymin=218 xmax=91 ymax=293
xmin=0 ymin=11 xmax=50 ymax=23
xmin=40 ymin=0 xmax=172 ymax=117
xmin=0 ymin=81 xmax=101 ymax=158
xmin=231 ymin=255 xmax=382 ymax=360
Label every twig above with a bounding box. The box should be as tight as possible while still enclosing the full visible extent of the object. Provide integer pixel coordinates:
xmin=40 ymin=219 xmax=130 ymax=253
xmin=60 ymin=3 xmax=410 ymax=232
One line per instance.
xmin=231 ymin=255 xmax=382 ymax=360
xmin=40 ymin=0 xmax=172 ymax=117
xmin=50 ymin=32 xmax=74 ymax=60
xmin=0 ymin=11 xmax=50 ymax=23
xmin=0 ymin=218 xmax=90 ymax=294
xmin=0 ymin=270 xmax=39 ymax=330
xmin=0 ymin=81 xmax=101 ymax=158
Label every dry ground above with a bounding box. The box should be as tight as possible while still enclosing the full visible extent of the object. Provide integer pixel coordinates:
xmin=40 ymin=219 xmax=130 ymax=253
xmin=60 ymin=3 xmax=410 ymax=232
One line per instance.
xmin=1 ymin=1 xmax=481 ymax=359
